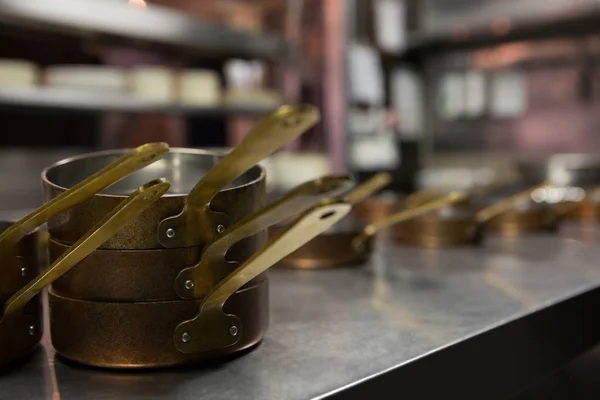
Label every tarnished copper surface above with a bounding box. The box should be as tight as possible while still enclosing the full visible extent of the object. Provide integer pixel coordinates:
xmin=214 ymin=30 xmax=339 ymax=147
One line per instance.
xmin=275 ymin=230 xmax=371 ymax=268
xmin=561 ymin=199 xmax=600 ymax=222
xmin=0 ymin=221 xmax=44 ymax=367
xmin=351 ymin=195 xmax=403 ymax=224
xmin=49 ymin=281 xmax=269 ymax=369
xmin=394 ymin=208 xmax=480 ymax=248
xmin=0 ymin=296 xmax=42 ymax=367
xmin=43 ymin=149 xmax=266 ymax=250
xmin=49 ymin=234 xmax=267 ymax=301
xmin=487 ymin=204 xmax=558 ymax=237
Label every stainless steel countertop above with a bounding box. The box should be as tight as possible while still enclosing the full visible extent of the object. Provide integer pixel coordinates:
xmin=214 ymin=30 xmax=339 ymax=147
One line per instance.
xmin=2 ymin=150 xmax=600 ymax=399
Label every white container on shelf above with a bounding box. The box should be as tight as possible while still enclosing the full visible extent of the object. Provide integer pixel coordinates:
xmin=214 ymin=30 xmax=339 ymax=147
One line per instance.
xmin=0 ymin=59 xmax=38 ymax=88
xmin=490 ymin=70 xmax=527 ymax=118
xmin=179 ymin=70 xmax=221 ymax=106
xmin=45 ymin=65 xmax=127 ymax=93
xmin=129 ymin=66 xmax=175 ymax=101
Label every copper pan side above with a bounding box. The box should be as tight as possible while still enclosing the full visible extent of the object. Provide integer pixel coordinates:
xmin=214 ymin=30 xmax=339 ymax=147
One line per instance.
xmin=394 ymin=210 xmax=480 ymax=248
xmin=49 ymin=280 xmax=269 ymax=369
xmin=487 ymin=205 xmax=558 ymax=236
xmin=276 ymin=193 xmax=468 ymax=268
xmin=49 ymin=234 xmax=267 ymax=301
xmin=42 ymin=149 xmax=266 ymax=250
xmin=0 ymin=220 xmax=44 ymax=367
xmin=351 ymin=195 xmax=404 ymax=224
xmin=274 ymin=222 xmax=371 ymax=269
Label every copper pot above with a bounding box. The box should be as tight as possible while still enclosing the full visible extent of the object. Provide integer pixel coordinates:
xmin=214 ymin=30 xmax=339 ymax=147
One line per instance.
xmin=394 ymin=183 xmax=555 ymax=247
xmin=0 ymin=220 xmax=44 ymax=367
xmin=48 ymin=176 xmax=352 ymax=302
xmin=42 ymin=105 xmax=319 ymax=250
xmin=49 ymin=195 xmax=352 ymax=368
xmin=276 ymin=175 xmax=468 ymax=268
xmin=0 ymin=178 xmax=169 ymax=367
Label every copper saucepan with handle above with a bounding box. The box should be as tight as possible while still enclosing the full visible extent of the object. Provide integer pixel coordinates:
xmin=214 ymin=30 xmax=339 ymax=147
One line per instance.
xmin=0 ymin=179 xmax=169 ymax=367
xmin=0 ymin=143 xmax=167 ymax=367
xmin=275 ymin=173 xmax=470 ymax=268
xmin=49 ymin=189 xmax=352 ymax=368
xmin=49 ymin=175 xmax=353 ymax=302
xmin=43 ymin=105 xmax=319 ymax=250
xmin=394 ymin=183 xmax=553 ymax=246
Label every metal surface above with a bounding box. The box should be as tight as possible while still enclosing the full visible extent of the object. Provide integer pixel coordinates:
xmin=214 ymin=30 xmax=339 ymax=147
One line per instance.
xmin=175 ymin=200 xmax=350 ymax=354
xmin=3 ymin=229 xmax=600 ymax=398
xmin=1 ymin=143 xmax=167 ymax=305
xmin=0 ymin=88 xmax=279 ymax=115
xmin=43 ymin=148 xmax=266 ymax=249
xmin=158 ymin=105 xmax=320 ymax=249
xmin=0 ymin=0 xmax=292 ymax=60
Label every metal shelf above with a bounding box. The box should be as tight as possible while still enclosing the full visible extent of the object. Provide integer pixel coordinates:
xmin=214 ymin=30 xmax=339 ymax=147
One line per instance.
xmin=0 ymin=0 xmax=292 ymax=60
xmin=409 ymin=3 xmax=600 ymax=54
xmin=0 ymin=87 xmax=277 ymax=115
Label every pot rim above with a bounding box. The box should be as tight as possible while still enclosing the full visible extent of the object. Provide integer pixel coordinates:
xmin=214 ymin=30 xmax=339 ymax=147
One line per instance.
xmin=41 ymin=147 xmax=266 ymax=199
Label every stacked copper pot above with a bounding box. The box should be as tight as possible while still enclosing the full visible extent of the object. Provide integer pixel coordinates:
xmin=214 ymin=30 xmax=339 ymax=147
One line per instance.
xmin=0 ymin=105 xmax=354 ymax=369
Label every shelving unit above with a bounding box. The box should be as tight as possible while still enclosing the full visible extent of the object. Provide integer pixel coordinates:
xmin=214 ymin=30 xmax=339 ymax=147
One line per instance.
xmin=0 ymin=88 xmax=278 ymax=115
xmin=0 ymin=0 xmax=293 ymax=60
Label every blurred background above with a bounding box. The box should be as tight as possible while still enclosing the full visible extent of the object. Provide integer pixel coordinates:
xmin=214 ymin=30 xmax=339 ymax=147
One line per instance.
xmin=4 ymin=2 xmax=600 ymax=398
xmin=3 ymin=0 xmax=600 ymax=196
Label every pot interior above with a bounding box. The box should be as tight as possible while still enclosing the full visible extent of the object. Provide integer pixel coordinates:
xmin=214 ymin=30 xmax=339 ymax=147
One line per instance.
xmin=44 ymin=149 xmax=264 ymax=196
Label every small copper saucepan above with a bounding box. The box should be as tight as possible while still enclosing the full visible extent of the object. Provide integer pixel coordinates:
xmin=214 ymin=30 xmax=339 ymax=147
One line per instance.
xmin=0 ymin=178 xmax=169 ymax=367
xmin=275 ymin=173 xmax=470 ymax=268
xmin=394 ymin=183 xmax=553 ymax=247
xmin=49 ymin=176 xmax=353 ymax=302
xmin=49 ymin=179 xmax=352 ymax=368
xmin=43 ymin=105 xmax=319 ymax=250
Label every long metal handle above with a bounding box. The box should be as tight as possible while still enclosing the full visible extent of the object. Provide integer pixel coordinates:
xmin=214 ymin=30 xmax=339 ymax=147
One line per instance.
xmin=158 ymin=105 xmax=320 ymax=248
xmin=352 ymin=192 xmax=468 ymax=251
xmin=475 ymin=182 xmax=551 ymax=223
xmin=0 ymin=179 xmax=170 ymax=322
xmin=343 ymin=172 xmax=391 ymax=204
xmin=174 ymin=175 xmax=353 ymax=299
xmin=174 ymin=199 xmax=350 ymax=353
xmin=0 ymin=143 xmax=168 ymax=252
xmin=0 ymin=143 xmax=169 ymax=303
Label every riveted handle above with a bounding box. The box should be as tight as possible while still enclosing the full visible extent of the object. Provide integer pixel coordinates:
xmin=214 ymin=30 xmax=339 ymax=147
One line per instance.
xmin=0 ymin=143 xmax=169 ymax=303
xmin=343 ymin=172 xmax=391 ymax=204
xmin=158 ymin=105 xmax=320 ymax=249
xmin=174 ymin=199 xmax=350 ymax=353
xmin=475 ymin=182 xmax=551 ymax=223
xmin=352 ymin=191 xmax=468 ymax=251
xmin=175 ymin=175 xmax=353 ymax=299
xmin=0 ymin=179 xmax=170 ymax=323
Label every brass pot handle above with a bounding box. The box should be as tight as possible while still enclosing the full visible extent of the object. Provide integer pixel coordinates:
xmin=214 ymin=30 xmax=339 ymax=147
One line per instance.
xmin=174 ymin=199 xmax=350 ymax=353
xmin=0 ymin=143 xmax=169 ymax=302
xmin=343 ymin=172 xmax=391 ymax=204
xmin=0 ymin=179 xmax=170 ymax=324
xmin=475 ymin=182 xmax=551 ymax=223
xmin=174 ymin=175 xmax=353 ymax=299
xmin=352 ymin=191 xmax=469 ymax=251
xmin=158 ymin=104 xmax=320 ymax=249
